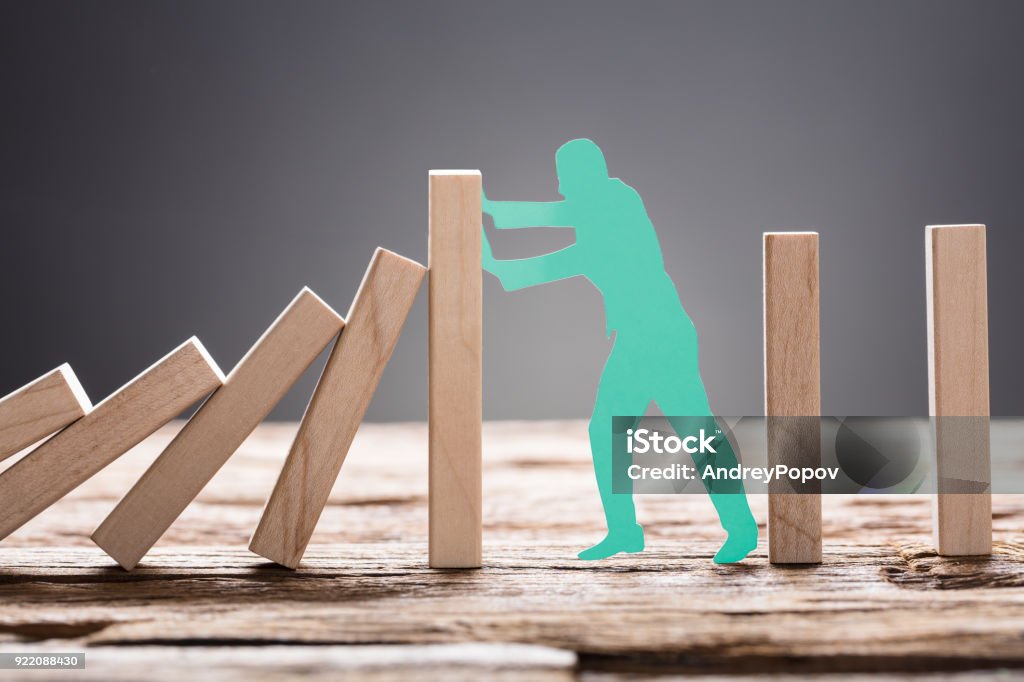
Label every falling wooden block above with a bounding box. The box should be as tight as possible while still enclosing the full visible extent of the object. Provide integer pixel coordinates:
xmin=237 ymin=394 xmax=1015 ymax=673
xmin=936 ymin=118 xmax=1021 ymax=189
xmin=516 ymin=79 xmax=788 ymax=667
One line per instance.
xmin=428 ymin=170 xmax=482 ymax=568
xmin=0 ymin=338 xmax=223 ymax=541
xmin=926 ymin=224 xmax=991 ymax=556
xmin=763 ymin=232 xmax=822 ymax=564
xmin=0 ymin=364 xmax=92 ymax=463
xmin=248 ymin=248 xmax=426 ymax=569
xmin=91 ymin=289 xmax=345 ymax=570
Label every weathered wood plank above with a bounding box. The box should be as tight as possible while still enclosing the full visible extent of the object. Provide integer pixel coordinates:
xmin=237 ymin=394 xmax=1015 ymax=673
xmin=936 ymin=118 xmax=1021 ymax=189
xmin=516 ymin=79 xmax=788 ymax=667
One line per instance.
xmin=0 ymin=644 xmax=576 ymax=682
xmin=1 ymin=421 xmax=1023 ymax=679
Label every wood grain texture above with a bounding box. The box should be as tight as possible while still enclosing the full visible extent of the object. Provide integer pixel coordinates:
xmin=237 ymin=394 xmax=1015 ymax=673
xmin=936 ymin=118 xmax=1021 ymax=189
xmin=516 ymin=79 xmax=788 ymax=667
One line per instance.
xmin=27 ymin=644 xmax=576 ymax=682
xmin=0 ymin=364 xmax=91 ymax=463
xmin=248 ymin=249 xmax=426 ymax=569
xmin=92 ymin=289 xmax=345 ymax=570
xmin=2 ymin=421 xmax=1024 ymax=679
xmin=763 ymin=232 xmax=822 ymax=564
xmin=926 ymin=225 xmax=992 ymax=556
xmin=0 ymin=338 xmax=222 ymax=542
xmin=428 ymin=170 xmax=482 ymax=568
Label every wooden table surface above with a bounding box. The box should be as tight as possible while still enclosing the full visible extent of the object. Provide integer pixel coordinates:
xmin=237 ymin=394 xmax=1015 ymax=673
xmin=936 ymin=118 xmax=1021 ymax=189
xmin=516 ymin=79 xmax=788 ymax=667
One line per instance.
xmin=2 ymin=420 xmax=1024 ymax=680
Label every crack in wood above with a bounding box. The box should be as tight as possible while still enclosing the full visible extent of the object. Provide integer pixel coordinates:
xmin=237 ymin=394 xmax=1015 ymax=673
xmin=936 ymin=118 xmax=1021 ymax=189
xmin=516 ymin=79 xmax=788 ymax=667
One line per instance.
xmin=881 ymin=542 xmax=1024 ymax=589
xmin=0 ymin=620 xmax=114 ymax=641
xmin=575 ymin=651 xmax=1024 ymax=675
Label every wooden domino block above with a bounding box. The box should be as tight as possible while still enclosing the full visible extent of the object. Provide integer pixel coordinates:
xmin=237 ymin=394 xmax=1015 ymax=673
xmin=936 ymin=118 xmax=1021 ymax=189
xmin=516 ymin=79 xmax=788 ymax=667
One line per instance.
xmin=926 ymin=225 xmax=991 ymax=556
xmin=248 ymin=249 xmax=426 ymax=569
xmin=763 ymin=232 xmax=822 ymax=564
xmin=427 ymin=170 xmax=482 ymax=568
xmin=0 ymin=338 xmax=223 ymax=541
xmin=92 ymin=289 xmax=345 ymax=569
xmin=0 ymin=364 xmax=92 ymax=463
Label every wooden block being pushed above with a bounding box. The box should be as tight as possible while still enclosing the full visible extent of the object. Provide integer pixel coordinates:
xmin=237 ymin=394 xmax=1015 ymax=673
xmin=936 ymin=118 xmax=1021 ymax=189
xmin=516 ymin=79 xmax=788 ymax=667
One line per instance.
xmin=0 ymin=364 xmax=92 ymax=463
xmin=926 ymin=225 xmax=991 ymax=556
xmin=249 ymin=249 xmax=426 ymax=568
xmin=763 ymin=232 xmax=822 ymax=564
xmin=428 ymin=170 xmax=482 ymax=568
xmin=92 ymin=288 xmax=345 ymax=570
xmin=0 ymin=338 xmax=223 ymax=541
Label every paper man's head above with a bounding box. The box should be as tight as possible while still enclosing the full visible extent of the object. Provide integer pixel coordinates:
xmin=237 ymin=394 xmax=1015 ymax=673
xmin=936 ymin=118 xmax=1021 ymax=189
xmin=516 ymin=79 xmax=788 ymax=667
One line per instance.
xmin=556 ymin=138 xmax=608 ymax=198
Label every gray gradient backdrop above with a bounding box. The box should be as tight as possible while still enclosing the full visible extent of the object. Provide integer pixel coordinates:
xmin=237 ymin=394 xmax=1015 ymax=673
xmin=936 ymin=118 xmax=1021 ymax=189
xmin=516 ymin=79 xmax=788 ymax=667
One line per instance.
xmin=2 ymin=0 xmax=1023 ymax=421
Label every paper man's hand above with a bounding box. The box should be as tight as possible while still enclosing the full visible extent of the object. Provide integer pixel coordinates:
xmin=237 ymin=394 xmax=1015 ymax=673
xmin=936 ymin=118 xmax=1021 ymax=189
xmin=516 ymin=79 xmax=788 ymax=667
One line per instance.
xmin=481 ymin=226 xmax=501 ymax=278
xmin=480 ymin=187 xmax=501 ymax=278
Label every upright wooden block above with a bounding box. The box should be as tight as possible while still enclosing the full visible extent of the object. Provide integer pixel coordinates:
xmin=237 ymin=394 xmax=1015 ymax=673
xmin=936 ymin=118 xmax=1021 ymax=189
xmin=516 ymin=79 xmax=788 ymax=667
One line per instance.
xmin=0 ymin=338 xmax=223 ymax=541
xmin=249 ymin=249 xmax=426 ymax=568
xmin=926 ymin=224 xmax=991 ymax=556
xmin=763 ymin=232 xmax=822 ymax=564
xmin=92 ymin=289 xmax=345 ymax=569
xmin=0 ymin=364 xmax=92 ymax=463
xmin=428 ymin=170 xmax=482 ymax=569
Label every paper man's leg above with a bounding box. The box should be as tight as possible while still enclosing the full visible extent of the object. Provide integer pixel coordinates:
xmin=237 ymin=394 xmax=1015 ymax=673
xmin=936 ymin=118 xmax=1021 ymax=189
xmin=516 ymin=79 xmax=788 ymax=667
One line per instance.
xmin=662 ymin=410 xmax=758 ymax=564
xmin=579 ymin=346 xmax=648 ymax=560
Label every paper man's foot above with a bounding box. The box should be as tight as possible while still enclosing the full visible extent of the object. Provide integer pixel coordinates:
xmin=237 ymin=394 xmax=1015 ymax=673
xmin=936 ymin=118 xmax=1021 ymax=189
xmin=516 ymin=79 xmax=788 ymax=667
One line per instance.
xmin=713 ymin=527 xmax=758 ymax=564
xmin=578 ymin=524 xmax=645 ymax=560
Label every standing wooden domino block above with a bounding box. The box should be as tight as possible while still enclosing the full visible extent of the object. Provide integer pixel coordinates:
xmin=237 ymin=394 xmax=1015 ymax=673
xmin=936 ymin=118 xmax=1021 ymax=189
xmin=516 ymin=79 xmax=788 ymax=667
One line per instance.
xmin=0 ymin=338 xmax=223 ymax=541
xmin=428 ymin=170 xmax=482 ymax=569
xmin=926 ymin=225 xmax=991 ymax=556
xmin=764 ymin=232 xmax=822 ymax=564
xmin=92 ymin=289 xmax=345 ymax=570
xmin=249 ymin=248 xmax=426 ymax=568
xmin=0 ymin=364 xmax=92 ymax=463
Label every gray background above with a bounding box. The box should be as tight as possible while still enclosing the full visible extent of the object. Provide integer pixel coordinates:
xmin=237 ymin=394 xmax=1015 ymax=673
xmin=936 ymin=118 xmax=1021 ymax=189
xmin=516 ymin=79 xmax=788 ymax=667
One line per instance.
xmin=2 ymin=0 xmax=1022 ymax=421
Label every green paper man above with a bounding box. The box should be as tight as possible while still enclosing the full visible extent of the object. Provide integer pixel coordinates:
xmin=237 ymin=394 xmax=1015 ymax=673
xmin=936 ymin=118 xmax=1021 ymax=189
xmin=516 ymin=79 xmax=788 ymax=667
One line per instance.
xmin=482 ymin=139 xmax=758 ymax=562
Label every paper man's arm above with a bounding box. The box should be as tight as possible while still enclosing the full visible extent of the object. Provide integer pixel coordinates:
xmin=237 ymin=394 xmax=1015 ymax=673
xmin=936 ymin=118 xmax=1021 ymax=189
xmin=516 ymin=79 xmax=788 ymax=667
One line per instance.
xmin=483 ymin=196 xmax=573 ymax=229
xmin=482 ymin=228 xmax=581 ymax=291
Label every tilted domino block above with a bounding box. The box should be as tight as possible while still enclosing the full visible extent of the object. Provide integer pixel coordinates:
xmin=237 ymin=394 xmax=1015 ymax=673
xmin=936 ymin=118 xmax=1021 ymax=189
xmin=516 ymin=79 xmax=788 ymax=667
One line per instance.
xmin=0 ymin=338 xmax=223 ymax=541
xmin=92 ymin=288 xmax=345 ymax=570
xmin=249 ymin=248 xmax=426 ymax=569
xmin=0 ymin=364 xmax=92 ymax=463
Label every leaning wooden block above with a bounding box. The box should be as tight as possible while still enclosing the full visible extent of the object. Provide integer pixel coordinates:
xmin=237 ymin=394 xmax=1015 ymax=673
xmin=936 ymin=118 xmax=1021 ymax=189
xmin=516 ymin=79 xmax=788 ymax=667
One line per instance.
xmin=0 ymin=338 xmax=223 ymax=541
xmin=763 ymin=232 xmax=822 ymax=564
xmin=428 ymin=170 xmax=483 ymax=568
xmin=91 ymin=288 xmax=345 ymax=570
xmin=0 ymin=364 xmax=92 ymax=463
xmin=249 ymin=248 xmax=426 ymax=569
xmin=926 ymin=224 xmax=991 ymax=556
